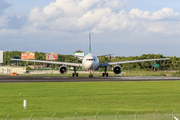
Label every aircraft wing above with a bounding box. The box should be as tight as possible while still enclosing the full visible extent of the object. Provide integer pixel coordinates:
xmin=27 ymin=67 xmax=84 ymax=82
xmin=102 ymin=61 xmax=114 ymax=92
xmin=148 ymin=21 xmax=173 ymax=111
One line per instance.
xmin=11 ymin=59 xmax=82 ymax=67
xmin=99 ymin=58 xmax=170 ymax=67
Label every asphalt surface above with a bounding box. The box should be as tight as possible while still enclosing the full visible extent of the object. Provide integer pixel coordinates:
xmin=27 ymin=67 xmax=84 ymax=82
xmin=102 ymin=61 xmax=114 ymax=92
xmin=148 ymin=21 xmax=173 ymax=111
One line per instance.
xmin=0 ymin=76 xmax=180 ymax=83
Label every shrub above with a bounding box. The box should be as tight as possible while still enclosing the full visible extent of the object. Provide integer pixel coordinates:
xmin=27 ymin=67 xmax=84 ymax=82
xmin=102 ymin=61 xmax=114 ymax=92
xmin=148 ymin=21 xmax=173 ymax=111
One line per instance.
xmin=26 ymin=67 xmax=33 ymax=70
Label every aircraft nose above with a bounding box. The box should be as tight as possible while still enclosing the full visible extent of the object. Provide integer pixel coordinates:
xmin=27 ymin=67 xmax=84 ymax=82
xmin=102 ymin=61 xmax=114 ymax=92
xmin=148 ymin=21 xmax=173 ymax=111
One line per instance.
xmin=84 ymin=62 xmax=93 ymax=69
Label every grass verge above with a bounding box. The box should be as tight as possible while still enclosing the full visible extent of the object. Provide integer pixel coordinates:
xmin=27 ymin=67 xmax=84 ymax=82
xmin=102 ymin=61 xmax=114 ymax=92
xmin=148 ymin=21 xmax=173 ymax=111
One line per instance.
xmin=0 ymin=81 xmax=179 ymax=119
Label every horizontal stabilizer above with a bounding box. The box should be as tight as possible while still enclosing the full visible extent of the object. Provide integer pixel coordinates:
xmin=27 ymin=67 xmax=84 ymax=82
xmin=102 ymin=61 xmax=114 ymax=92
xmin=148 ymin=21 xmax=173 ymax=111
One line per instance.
xmin=97 ymin=54 xmax=114 ymax=57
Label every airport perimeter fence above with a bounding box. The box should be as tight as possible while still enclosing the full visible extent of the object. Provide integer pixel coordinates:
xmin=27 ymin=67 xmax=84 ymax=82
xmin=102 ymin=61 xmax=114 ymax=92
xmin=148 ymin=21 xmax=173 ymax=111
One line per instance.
xmin=3 ymin=111 xmax=180 ymax=120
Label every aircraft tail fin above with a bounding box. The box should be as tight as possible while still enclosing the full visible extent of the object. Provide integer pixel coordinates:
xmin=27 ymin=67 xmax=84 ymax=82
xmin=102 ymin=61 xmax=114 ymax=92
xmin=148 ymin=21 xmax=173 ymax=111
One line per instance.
xmin=89 ymin=33 xmax=91 ymax=53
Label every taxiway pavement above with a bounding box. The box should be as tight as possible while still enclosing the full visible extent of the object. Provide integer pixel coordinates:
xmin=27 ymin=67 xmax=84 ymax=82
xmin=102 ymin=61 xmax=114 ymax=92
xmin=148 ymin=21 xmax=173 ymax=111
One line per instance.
xmin=0 ymin=76 xmax=180 ymax=83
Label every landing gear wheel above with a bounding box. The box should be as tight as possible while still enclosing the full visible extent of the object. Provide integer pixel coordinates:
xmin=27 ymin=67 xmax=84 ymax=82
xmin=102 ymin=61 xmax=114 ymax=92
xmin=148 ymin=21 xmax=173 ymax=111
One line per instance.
xmin=106 ymin=73 xmax=108 ymax=77
xmin=102 ymin=73 xmax=105 ymax=77
xmin=72 ymin=66 xmax=78 ymax=77
xmin=89 ymin=74 xmax=93 ymax=77
xmin=72 ymin=73 xmax=78 ymax=77
xmin=102 ymin=66 xmax=108 ymax=77
xmin=102 ymin=73 xmax=108 ymax=77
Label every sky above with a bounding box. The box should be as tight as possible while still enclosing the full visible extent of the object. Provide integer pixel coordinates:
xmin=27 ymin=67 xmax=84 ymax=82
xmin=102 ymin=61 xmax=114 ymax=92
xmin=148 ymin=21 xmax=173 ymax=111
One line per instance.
xmin=0 ymin=0 xmax=180 ymax=57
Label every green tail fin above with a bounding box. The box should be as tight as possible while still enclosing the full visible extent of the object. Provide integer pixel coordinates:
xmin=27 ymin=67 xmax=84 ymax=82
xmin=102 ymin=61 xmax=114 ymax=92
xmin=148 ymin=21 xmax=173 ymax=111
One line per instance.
xmin=89 ymin=33 xmax=91 ymax=53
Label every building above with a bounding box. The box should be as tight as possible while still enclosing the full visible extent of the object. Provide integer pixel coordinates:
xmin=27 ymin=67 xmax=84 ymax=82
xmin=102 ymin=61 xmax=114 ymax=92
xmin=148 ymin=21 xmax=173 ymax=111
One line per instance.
xmin=0 ymin=66 xmax=26 ymax=74
xmin=73 ymin=50 xmax=85 ymax=60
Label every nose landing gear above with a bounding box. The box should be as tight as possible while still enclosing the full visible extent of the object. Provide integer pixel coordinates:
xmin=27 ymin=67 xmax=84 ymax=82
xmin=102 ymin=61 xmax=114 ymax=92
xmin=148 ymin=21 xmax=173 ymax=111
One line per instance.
xmin=89 ymin=74 xmax=93 ymax=77
xmin=89 ymin=70 xmax=93 ymax=77
xmin=72 ymin=67 xmax=78 ymax=77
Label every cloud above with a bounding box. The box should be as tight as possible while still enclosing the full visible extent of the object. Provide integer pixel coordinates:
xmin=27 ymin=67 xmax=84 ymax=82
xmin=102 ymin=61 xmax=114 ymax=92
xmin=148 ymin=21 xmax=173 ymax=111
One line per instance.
xmin=0 ymin=0 xmax=11 ymax=13
xmin=1 ymin=0 xmax=180 ymax=56
xmin=0 ymin=15 xmax=9 ymax=28
xmin=0 ymin=0 xmax=12 ymax=28
xmin=27 ymin=0 xmax=180 ymax=37
xmin=28 ymin=0 xmax=129 ymax=31
xmin=129 ymin=7 xmax=180 ymax=20
xmin=1 ymin=0 xmax=180 ymax=45
xmin=6 ymin=16 xmax=27 ymax=29
xmin=0 ymin=15 xmax=27 ymax=30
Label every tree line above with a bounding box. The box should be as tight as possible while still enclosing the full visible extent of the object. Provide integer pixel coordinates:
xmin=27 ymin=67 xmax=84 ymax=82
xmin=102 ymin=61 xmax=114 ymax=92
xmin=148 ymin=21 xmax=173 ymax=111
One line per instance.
xmin=2 ymin=51 xmax=178 ymax=71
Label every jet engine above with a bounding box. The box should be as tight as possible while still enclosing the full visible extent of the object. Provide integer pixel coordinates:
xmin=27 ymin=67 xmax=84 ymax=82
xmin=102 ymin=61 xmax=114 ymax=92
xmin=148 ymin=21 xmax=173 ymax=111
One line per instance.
xmin=59 ymin=66 xmax=68 ymax=74
xmin=113 ymin=65 xmax=121 ymax=74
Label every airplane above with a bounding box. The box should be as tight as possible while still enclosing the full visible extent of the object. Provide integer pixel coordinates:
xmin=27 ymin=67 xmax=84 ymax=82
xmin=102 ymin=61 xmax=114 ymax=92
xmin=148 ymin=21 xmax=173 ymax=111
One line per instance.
xmin=11 ymin=33 xmax=169 ymax=77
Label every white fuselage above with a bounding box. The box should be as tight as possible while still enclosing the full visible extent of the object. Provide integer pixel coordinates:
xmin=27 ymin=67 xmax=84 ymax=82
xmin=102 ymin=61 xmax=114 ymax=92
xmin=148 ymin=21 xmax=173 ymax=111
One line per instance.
xmin=82 ymin=53 xmax=99 ymax=71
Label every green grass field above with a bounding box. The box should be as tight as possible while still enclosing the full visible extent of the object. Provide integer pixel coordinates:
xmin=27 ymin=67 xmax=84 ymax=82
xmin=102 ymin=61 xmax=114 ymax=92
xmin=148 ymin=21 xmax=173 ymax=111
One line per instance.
xmin=0 ymin=81 xmax=180 ymax=119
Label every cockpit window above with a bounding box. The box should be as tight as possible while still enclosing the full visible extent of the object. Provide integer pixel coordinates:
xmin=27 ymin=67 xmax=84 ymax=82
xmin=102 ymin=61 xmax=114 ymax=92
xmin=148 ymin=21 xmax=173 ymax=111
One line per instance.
xmin=86 ymin=59 xmax=94 ymax=61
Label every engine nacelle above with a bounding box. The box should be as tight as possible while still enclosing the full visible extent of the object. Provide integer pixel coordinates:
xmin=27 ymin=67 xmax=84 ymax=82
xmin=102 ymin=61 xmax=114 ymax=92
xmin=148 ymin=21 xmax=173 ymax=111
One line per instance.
xmin=59 ymin=66 xmax=68 ymax=74
xmin=113 ymin=65 xmax=121 ymax=74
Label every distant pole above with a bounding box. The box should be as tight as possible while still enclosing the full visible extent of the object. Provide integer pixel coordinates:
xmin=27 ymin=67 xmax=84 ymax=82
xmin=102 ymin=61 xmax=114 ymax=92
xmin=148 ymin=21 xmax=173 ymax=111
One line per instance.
xmin=151 ymin=63 xmax=153 ymax=71
xmin=5 ymin=46 xmax=6 ymax=65
xmin=110 ymin=55 xmax=111 ymax=62
xmin=160 ymin=60 xmax=162 ymax=71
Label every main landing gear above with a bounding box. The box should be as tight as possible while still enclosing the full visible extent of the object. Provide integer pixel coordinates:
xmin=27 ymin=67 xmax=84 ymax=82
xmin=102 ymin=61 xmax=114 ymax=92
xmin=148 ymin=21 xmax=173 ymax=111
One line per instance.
xmin=102 ymin=66 xmax=108 ymax=77
xmin=72 ymin=67 xmax=78 ymax=77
